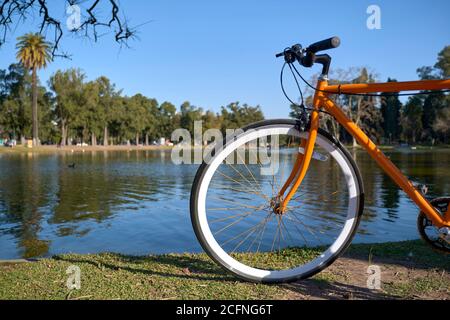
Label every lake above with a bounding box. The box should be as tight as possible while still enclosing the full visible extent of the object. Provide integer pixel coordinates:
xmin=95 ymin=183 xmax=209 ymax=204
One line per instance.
xmin=0 ymin=148 xmax=449 ymax=259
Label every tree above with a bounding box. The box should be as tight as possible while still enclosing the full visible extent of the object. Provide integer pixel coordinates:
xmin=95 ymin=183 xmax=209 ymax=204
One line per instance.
xmin=400 ymin=96 xmax=423 ymax=144
xmin=202 ymin=110 xmax=221 ymax=131
xmin=0 ymin=63 xmax=53 ymax=143
xmin=81 ymin=81 xmax=102 ymax=146
xmin=158 ymin=101 xmax=178 ymax=139
xmin=126 ymin=94 xmax=150 ymax=145
xmin=380 ymin=78 xmax=402 ymax=144
xmin=433 ymin=107 xmax=450 ymax=143
xmin=38 ymin=90 xmax=57 ymax=144
xmin=106 ymin=95 xmax=127 ymax=145
xmin=96 ymin=76 xmax=118 ymax=146
xmin=220 ymin=102 xmax=264 ymax=133
xmin=421 ymin=92 xmax=446 ymax=143
xmin=16 ymin=33 xmax=52 ymax=146
xmin=435 ymin=46 xmax=450 ymax=78
xmin=0 ymin=64 xmax=31 ymax=141
xmin=330 ymin=68 xmax=383 ymax=146
xmin=142 ymin=98 xmax=159 ymax=145
xmin=416 ymin=45 xmax=450 ymax=144
xmin=49 ymin=69 xmax=85 ymax=146
xmin=180 ymin=101 xmax=203 ymax=137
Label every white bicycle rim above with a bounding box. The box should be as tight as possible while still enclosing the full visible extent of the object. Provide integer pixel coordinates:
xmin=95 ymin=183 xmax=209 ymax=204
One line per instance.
xmin=195 ymin=124 xmax=361 ymax=282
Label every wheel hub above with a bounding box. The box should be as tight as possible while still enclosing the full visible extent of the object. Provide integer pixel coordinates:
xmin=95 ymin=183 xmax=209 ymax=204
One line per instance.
xmin=270 ymin=197 xmax=287 ymax=215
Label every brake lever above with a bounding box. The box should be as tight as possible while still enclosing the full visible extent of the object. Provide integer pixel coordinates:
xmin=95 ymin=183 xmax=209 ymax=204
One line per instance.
xmin=275 ymin=44 xmax=303 ymax=64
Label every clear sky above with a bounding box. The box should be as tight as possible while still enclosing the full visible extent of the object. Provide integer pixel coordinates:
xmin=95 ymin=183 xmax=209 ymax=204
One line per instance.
xmin=0 ymin=0 xmax=449 ymax=118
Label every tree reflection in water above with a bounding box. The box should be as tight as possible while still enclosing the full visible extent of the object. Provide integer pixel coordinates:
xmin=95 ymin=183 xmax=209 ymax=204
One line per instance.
xmin=0 ymin=149 xmax=449 ymax=259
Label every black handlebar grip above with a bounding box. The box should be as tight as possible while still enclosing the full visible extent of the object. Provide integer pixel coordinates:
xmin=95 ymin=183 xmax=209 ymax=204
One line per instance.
xmin=307 ymin=37 xmax=340 ymax=53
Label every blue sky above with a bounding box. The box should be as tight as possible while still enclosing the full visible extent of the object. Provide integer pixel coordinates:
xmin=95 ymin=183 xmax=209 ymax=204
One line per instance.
xmin=0 ymin=0 xmax=449 ymax=118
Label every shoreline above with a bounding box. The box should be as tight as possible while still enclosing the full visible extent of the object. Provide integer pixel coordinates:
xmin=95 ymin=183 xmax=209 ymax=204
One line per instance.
xmin=1 ymin=144 xmax=449 ymax=155
xmin=0 ymin=145 xmax=175 ymax=154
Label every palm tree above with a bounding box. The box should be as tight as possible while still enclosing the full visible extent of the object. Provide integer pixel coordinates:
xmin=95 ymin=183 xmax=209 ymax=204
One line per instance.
xmin=16 ymin=33 xmax=52 ymax=146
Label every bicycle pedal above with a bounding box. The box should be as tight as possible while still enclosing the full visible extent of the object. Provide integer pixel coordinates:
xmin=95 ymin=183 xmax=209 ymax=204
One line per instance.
xmin=412 ymin=182 xmax=429 ymax=195
xmin=438 ymin=227 xmax=450 ymax=245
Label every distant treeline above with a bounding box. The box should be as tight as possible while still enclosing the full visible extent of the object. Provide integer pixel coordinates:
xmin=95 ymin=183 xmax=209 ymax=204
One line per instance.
xmin=0 ymin=66 xmax=264 ymax=146
xmin=0 ymin=46 xmax=449 ymax=146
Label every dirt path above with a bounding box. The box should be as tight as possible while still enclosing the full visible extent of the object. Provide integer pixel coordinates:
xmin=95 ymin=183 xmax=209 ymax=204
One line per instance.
xmin=284 ymin=253 xmax=449 ymax=300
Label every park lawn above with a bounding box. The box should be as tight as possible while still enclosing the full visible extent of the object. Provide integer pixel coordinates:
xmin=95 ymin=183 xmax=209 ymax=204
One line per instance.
xmin=0 ymin=240 xmax=448 ymax=300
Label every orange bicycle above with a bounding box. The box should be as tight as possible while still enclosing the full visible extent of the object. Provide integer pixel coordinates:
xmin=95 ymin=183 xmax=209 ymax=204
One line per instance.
xmin=190 ymin=37 xmax=450 ymax=283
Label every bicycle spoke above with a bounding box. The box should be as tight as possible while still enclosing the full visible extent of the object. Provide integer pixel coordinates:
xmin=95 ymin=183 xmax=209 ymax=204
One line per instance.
xmin=216 ymin=169 xmax=263 ymax=197
xmin=287 ymin=210 xmax=344 ymax=229
xmin=209 ymin=196 xmax=262 ymax=210
xmin=221 ymin=214 xmax=271 ymax=248
xmin=235 ymin=151 xmax=266 ymax=199
xmin=287 ymin=211 xmax=337 ymax=241
xmin=256 ymin=213 xmax=274 ymax=253
xmin=280 ymin=216 xmax=296 ymax=246
xmin=214 ymin=209 xmax=260 ymax=236
xmin=209 ymin=211 xmax=259 ymax=223
xmin=226 ymin=163 xmax=270 ymax=201
xmin=209 ymin=183 xmax=267 ymax=201
xmin=246 ymin=213 xmax=273 ymax=252
xmin=283 ymin=213 xmax=310 ymax=246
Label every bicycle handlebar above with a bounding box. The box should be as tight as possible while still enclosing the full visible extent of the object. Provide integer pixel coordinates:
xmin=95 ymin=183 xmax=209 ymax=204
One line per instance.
xmin=306 ymin=37 xmax=340 ymax=53
xmin=275 ymin=36 xmax=341 ymax=60
xmin=275 ymin=36 xmax=341 ymax=75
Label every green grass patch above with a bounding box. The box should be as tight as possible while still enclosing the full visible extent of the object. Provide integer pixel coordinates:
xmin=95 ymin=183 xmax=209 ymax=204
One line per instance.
xmin=346 ymin=240 xmax=449 ymax=270
xmin=0 ymin=240 xmax=448 ymax=300
xmin=384 ymin=271 xmax=448 ymax=298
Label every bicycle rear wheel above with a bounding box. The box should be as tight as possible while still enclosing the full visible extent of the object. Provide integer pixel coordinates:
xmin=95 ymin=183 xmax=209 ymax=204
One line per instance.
xmin=190 ymin=120 xmax=364 ymax=283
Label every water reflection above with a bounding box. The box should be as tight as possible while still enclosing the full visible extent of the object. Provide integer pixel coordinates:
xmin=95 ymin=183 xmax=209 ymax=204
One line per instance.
xmin=0 ymin=148 xmax=449 ymax=259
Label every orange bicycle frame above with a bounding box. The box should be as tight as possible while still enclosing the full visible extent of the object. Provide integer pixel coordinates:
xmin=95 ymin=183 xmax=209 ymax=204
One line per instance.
xmin=278 ymin=79 xmax=450 ymax=228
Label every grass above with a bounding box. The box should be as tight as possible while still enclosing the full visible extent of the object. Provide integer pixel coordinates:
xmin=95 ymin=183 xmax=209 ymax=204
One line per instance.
xmin=0 ymin=240 xmax=448 ymax=300
xmin=346 ymin=240 xmax=449 ymax=269
xmin=385 ymin=272 xmax=448 ymax=298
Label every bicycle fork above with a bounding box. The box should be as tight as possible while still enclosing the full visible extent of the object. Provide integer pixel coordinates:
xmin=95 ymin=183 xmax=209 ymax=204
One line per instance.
xmin=275 ymin=81 xmax=328 ymax=214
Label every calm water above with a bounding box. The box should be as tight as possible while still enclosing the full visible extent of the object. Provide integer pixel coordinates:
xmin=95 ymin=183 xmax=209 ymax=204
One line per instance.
xmin=0 ymin=148 xmax=449 ymax=259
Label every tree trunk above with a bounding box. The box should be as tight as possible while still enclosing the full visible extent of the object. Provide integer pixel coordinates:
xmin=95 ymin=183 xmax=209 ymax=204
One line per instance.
xmin=61 ymin=122 xmax=67 ymax=147
xmin=31 ymin=67 xmax=39 ymax=146
xmin=103 ymin=126 xmax=108 ymax=146
xmin=145 ymin=133 xmax=149 ymax=146
xmin=91 ymin=133 xmax=97 ymax=146
xmin=135 ymin=133 xmax=140 ymax=145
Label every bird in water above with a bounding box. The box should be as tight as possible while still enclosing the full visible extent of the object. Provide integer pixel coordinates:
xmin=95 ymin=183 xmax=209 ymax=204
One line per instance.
xmin=68 ymin=163 xmax=76 ymax=169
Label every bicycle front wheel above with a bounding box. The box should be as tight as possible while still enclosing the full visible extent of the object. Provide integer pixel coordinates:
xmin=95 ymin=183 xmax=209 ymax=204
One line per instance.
xmin=190 ymin=120 xmax=364 ymax=283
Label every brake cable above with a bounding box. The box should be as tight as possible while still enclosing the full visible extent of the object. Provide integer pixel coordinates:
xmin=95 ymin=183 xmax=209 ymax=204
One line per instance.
xmin=280 ymin=62 xmax=332 ymax=117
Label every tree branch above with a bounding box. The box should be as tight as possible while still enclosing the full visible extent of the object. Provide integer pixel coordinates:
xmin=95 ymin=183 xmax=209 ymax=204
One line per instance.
xmin=0 ymin=0 xmax=137 ymax=57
